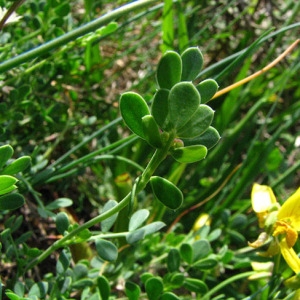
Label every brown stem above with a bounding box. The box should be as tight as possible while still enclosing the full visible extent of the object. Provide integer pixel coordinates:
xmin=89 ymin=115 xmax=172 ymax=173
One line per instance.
xmin=0 ymin=0 xmax=25 ymax=30
xmin=211 ymin=39 xmax=300 ymax=100
xmin=166 ymin=164 xmax=241 ymax=234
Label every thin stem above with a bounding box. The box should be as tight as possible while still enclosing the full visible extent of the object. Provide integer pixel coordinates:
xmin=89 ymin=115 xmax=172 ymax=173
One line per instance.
xmin=49 ymin=117 xmax=122 ymax=169
xmin=0 ymin=0 xmax=158 ymax=73
xmin=24 ymin=131 xmax=176 ymax=273
xmin=46 ymin=154 xmax=144 ymax=183
xmin=197 ymin=23 xmax=300 ymax=79
xmin=50 ymin=136 xmax=138 ymax=175
xmin=21 ymin=176 xmax=45 ymax=209
xmin=0 ymin=0 xmax=25 ymax=30
xmin=43 ymin=113 xmax=72 ymax=160
xmin=211 ymin=39 xmax=300 ymax=99
xmin=271 ymin=160 xmax=300 ymax=188
xmin=31 ymin=118 xmax=132 ymax=185
xmin=24 ymin=192 xmax=131 ymax=272
xmin=138 ymin=131 xmax=176 ymax=188
xmin=89 ymin=232 xmax=129 ymax=240
xmin=202 ymin=271 xmax=256 ymax=300
xmin=31 ymin=131 xmax=138 ymax=185
xmin=166 ymin=163 xmax=241 ymax=234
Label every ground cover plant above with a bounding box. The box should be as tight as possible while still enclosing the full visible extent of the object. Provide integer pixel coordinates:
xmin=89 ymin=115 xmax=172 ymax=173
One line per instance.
xmin=0 ymin=0 xmax=299 ymax=299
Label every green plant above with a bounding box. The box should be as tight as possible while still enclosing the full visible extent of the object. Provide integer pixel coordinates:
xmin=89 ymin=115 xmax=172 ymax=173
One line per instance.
xmin=3 ymin=47 xmax=219 ymax=299
xmin=1 ymin=0 xmax=299 ymax=299
xmin=0 ymin=144 xmax=30 ymax=210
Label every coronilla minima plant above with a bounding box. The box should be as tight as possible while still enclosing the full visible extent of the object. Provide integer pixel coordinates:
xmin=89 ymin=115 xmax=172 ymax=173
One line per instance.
xmin=18 ymin=47 xmax=221 ymax=282
xmin=120 ymin=47 xmax=220 ymax=210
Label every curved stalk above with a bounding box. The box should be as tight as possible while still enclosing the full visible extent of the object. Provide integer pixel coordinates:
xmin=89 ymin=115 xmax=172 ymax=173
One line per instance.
xmin=24 ymin=131 xmax=176 ymax=273
xmin=45 ymin=154 xmax=144 ymax=183
xmin=202 ymin=271 xmax=256 ymax=300
xmin=212 ymin=39 xmax=300 ymax=100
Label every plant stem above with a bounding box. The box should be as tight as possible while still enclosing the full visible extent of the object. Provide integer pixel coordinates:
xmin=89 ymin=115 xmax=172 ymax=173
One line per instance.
xmin=271 ymin=160 xmax=300 ymax=188
xmin=89 ymin=232 xmax=129 ymax=240
xmin=24 ymin=192 xmax=132 ymax=272
xmin=0 ymin=0 xmax=158 ymax=73
xmin=197 ymin=23 xmax=300 ymax=79
xmin=138 ymin=131 xmax=176 ymax=189
xmin=46 ymin=154 xmax=144 ymax=183
xmin=49 ymin=117 xmax=122 ymax=169
xmin=31 ymin=118 xmax=130 ymax=186
xmin=24 ymin=131 xmax=176 ymax=273
xmin=21 ymin=176 xmax=46 ymax=209
xmin=0 ymin=0 xmax=25 ymax=30
xmin=48 ymin=136 xmax=138 ymax=176
xmin=212 ymin=39 xmax=300 ymax=99
xmin=202 ymin=271 xmax=256 ymax=300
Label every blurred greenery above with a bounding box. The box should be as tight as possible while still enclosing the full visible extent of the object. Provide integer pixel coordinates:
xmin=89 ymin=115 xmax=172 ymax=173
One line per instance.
xmin=0 ymin=0 xmax=299 ymax=299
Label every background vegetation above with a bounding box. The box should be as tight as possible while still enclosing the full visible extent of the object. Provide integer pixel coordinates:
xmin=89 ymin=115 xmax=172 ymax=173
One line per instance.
xmin=0 ymin=0 xmax=299 ymax=299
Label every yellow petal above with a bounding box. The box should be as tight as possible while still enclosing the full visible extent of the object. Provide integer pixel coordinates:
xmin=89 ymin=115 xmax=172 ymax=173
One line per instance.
xmin=278 ymin=188 xmax=300 ymax=231
xmin=273 ymin=220 xmax=298 ymax=248
xmin=248 ymin=232 xmax=269 ymax=248
xmin=279 ymin=237 xmax=300 ymax=274
xmin=256 ymin=212 xmax=268 ymax=228
xmin=251 ymin=183 xmax=277 ymax=213
xmin=249 ymin=261 xmax=273 ymax=280
xmin=193 ymin=213 xmax=211 ymax=232
xmin=251 ymin=261 xmax=274 ymax=272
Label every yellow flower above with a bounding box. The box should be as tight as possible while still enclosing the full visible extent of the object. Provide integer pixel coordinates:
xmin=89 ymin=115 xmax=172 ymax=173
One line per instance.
xmin=250 ymin=184 xmax=300 ymax=275
xmin=273 ymin=187 xmax=300 ymax=274
xmin=251 ymin=183 xmax=277 ymax=213
xmin=277 ymin=187 xmax=300 ymax=231
xmin=193 ymin=213 xmax=211 ymax=232
xmin=278 ymin=237 xmax=300 ymax=274
xmin=251 ymin=183 xmax=278 ymax=228
xmin=192 ymin=213 xmax=211 ymax=240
